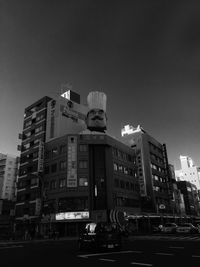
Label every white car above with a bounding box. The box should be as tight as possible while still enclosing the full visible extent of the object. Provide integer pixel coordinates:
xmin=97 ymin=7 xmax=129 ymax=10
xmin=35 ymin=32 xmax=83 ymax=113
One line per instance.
xmin=176 ymin=223 xmax=198 ymax=234
xmin=161 ymin=223 xmax=178 ymax=233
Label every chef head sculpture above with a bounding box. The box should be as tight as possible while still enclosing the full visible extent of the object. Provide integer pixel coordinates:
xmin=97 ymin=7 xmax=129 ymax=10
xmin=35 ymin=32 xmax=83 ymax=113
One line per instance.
xmin=86 ymin=91 xmax=107 ymax=132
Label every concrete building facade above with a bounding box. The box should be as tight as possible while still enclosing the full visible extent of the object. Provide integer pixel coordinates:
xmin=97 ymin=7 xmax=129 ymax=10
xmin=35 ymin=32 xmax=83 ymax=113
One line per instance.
xmin=41 ymin=133 xmax=140 ymax=236
xmin=121 ymin=125 xmax=173 ymax=214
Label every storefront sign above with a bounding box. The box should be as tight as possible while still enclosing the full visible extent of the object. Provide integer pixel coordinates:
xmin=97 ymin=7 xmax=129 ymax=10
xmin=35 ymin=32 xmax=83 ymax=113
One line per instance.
xmin=55 ymin=211 xmax=89 ymax=220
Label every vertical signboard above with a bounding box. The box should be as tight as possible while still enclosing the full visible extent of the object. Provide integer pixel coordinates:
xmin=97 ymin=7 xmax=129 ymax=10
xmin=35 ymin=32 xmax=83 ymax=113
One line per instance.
xmin=67 ymin=136 xmax=77 ymax=187
xmin=38 ymin=140 xmax=44 ymax=173
xmin=35 ymin=198 xmax=41 ymax=215
xmin=138 ymin=138 xmax=147 ymax=197
xmin=50 ymin=100 xmax=56 ymax=138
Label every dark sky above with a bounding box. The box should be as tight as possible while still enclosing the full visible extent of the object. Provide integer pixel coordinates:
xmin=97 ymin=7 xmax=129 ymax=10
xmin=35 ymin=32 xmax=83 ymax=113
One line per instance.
xmin=1 ymin=0 xmax=200 ymax=169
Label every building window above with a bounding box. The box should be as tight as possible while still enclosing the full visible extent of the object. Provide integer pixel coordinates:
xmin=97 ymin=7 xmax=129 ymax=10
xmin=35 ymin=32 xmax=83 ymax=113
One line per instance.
xmin=125 ymin=181 xmax=129 ymax=189
xmin=45 ymin=150 xmax=51 ymax=159
xmin=120 ymin=180 xmax=125 ymax=189
xmin=33 ymin=151 xmax=38 ymax=159
xmin=79 ymin=178 xmax=88 ymax=186
xmin=130 ymin=183 xmax=134 ymax=191
xmin=36 ymin=114 xmax=44 ymax=122
xmin=24 ymin=120 xmax=31 ymax=128
xmin=60 ymin=161 xmax=67 ymax=171
xmin=24 ymin=143 xmax=30 ymax=150
xmin=60 ymin=145 xmax=67 ymax=153
xmin=50 ymin=180 xmax=56 ymax=190
xmin=114 ymin=179 xmax=119 ymax=187
xmin=71 ymin=161 xmax=76 ymax=169
xmin=79 ymin=144 xmax=87 ymax=152
xmin=44 ymin=165 xmax=49 ymax=174
xmin=153 ymin=186 xmax=159 ymax=191
xmin=35 ymin=125 xmax=43 ymax=133
xmin=124 ymin=166 xmax=128 ymax=175
xmin=113 ymin=163 xmax=118 ymax=171
xmin=59 ymin=179 xmax=66 ymax=188
xmin=31 ymin=177 xmax=38 ymax=186
xmin=51 ymin=163 xmax=57 ymax=173
xmin=112 ymin=148 xmax=118 ymax=157
xmin=118 ymin=165 xmax=123 ymax=172
xmin=129 ymin=168 xmax=133 ymax=176
xmin=52 ymin=147 xmax=58 ymax=157
xmin=79 ymin=160 xmax=87 ymax=169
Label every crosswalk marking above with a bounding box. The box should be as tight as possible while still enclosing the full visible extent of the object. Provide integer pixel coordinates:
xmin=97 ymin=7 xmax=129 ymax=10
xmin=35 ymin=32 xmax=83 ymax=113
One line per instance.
xmin=131 ymin=262 xmax=153 ymax=266
xmin=155 ymin=252 xmax=173 ymax=256
xmin=99 ymin=258 xmax=116 ymax=262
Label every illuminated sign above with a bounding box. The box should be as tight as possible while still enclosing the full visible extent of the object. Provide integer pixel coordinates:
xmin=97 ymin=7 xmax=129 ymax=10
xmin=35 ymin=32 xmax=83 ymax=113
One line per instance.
xmin=121 ymin=124 xmax=143 ymax=137
xmin=56 ymin=211 xmax=89 ymax=220
xmin=67 ymin=136 xmax=77 ymax=187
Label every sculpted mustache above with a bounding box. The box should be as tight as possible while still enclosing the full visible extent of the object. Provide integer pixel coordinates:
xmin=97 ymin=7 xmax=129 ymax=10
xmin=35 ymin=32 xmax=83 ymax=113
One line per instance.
xmin=91 ymin=116 xmax=103 ymax=120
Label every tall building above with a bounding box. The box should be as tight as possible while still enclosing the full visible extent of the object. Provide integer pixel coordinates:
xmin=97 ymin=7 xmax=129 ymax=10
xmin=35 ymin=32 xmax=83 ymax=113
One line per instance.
xmin=15 ymin=90 xmax=90 ymax=236
xmin=121 ymin=124 xmax=173 ymax=214
xmin=41 ymin=133 xmax=140 ymax=237
xmin=175 ymin=155 xmax=200 ymax=190
xmin=15 ymin=96 xmax=52 ymax=234
xmin=0 ymin=153 xmax=18 ymax=200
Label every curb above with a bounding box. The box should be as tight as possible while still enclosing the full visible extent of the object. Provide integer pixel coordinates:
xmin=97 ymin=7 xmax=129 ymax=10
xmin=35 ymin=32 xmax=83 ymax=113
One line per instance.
xmin=0 ymin=237 xmax=79 ymax=245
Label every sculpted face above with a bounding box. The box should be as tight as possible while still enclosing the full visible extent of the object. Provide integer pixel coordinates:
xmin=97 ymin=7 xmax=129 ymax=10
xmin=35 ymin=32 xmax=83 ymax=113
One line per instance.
xmin=86 ymin=108 xmax=107 ymax=132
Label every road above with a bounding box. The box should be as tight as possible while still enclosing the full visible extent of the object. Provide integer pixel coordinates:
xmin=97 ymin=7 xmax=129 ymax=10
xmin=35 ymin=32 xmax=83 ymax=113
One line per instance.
xmin=1 ymin=235 xmax=200 ymax=267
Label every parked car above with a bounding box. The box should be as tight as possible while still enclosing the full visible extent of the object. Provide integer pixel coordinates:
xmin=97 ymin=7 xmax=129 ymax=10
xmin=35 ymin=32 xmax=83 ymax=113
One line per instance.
xmin=161 ymin=223 xmax=178 ymax=233
xmin=176 ymin=223 xmax=198 ymax=234
xmin=152 ymin=225 xmax=163 ymax=233
xmin=78 ymin=222 xmax=122 ymax=251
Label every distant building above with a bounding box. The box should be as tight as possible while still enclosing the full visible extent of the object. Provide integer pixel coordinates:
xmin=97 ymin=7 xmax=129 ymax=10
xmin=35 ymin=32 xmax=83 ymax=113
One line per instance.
xmin=121 ymin=124 xmax=173 ymax=214
xmin=175 ymin=155 xmax=200 ymax=190
xmin=0 ymin=153 xmax=18 ymax=200
xmin=168 ymin=164 xmax=185 ymax=215
xmin=176 ymin=180 xmax=200 ymax=216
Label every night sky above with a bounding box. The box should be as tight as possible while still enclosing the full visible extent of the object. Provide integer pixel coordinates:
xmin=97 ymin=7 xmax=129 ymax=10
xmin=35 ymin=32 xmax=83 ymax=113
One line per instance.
xmin=1 ymin=0 xmax=200 ymax=169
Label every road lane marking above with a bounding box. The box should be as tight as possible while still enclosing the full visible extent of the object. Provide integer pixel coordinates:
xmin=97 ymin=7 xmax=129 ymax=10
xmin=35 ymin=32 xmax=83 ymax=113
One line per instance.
xmin=99 ymin=258 xmax=116 ymax=262
xmin=0 ymin=245 xmax=24 ymax=249
xmin=77 ymin=250 xmax=134 ymax=258
xmin=155 ymin=252 xmax=173 ymax=256
xmin=169 ymin=246 xmax=184 ymax=249
xmin=131 ymin=262 xmax=153 ymax=266
xmin=192 ymin=255 xmax=200 ymax=258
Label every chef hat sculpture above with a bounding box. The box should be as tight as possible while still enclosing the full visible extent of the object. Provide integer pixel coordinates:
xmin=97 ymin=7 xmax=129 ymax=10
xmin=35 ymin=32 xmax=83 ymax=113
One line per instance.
xmin=86 ymin=91 xmax=107 ymax=132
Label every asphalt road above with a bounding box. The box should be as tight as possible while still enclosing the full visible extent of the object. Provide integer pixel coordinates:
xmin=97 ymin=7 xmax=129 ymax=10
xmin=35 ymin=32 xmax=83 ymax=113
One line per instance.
xmin=1 ymin=235 xmax=200 ymax=267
